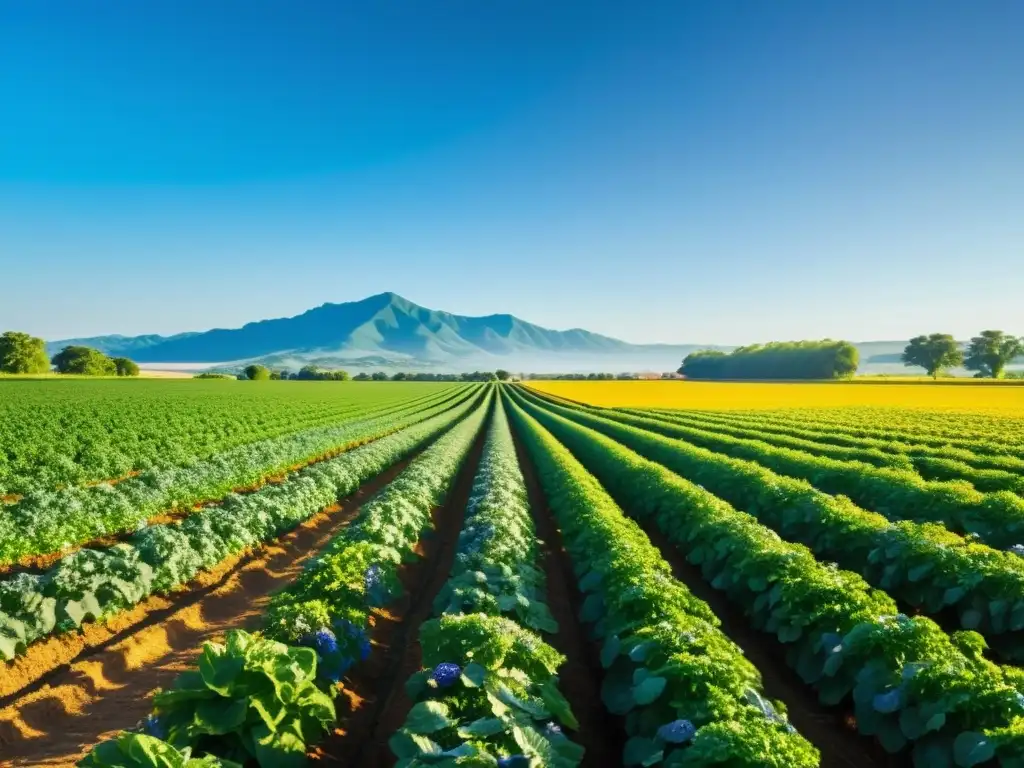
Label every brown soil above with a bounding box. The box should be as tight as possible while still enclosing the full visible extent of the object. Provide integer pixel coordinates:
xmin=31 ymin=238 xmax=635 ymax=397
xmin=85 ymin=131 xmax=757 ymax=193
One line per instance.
xmin=511 ymin=427 xmax=627 ymax=768
xmin=313 ymin=418 xmax=490 ymax=768
xmin=0 ymin=449 xmax=425 ymax=768
xmin=634 ymin=523 xmax=908 ymax=768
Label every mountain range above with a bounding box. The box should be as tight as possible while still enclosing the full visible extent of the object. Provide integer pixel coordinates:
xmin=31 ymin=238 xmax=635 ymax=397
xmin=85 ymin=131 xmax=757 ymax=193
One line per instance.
xmin=48 ymin=292 xmax=723 ymax=373
xmin=49 ymin=292 xmax=1005 ymax=375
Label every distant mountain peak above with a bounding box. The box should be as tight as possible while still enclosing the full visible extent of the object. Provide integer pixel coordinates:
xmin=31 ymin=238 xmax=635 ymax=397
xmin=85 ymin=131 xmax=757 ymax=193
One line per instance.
xmin=49 ymin=291 xmax=703 ymax=370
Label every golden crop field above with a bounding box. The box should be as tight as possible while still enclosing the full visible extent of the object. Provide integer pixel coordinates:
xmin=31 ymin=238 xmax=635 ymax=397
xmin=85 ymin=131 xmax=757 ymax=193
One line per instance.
xmin=526 ymin=379 xmax=1024 ymax=415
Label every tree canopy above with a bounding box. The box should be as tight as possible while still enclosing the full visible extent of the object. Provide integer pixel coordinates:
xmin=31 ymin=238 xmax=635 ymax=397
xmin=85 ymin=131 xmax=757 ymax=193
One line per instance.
xmin=51 ymin=346 xmax=118 ymax=376
xmin=679 ymin=340 xmax=859 ymax=380
xmin=901 ymin=334 xmax=963 ymax=378
xmin=0 ymin=331 xmax=51 ymax=374
xmin=113 ymin=357 xmax=141 ymax=377
xmin=964 ymin=330 xmax=1024 ymax=379
xmin=244 ymin=364 xmax=271 ymax=381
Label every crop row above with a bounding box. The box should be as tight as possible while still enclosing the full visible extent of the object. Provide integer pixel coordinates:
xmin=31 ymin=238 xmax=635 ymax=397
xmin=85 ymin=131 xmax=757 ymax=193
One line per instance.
xmin=639 ymin=408 xmax=1024 ymax=489
xmin=509 ymin=386 xmax=1024 ymax=766
xmin=519 ymin=388 xmax=1024 ymax=660
xmin=0 ymin=385 xmax=474 ymax=566
xmin=390 ymin=395 xmax=584 ymax=765
xmin=0 ymin=381 xmax=455 ymax=496
xmin=79 ymin=386 xmax=493 ymax=767
xmin=0 ymin=388 xmax=485 ymax=663
xmin=583 ymin=402 xmax=1024 ymax=550
xmin=506 ymin=391 xmax=821 ymax=766
xmin=648 ymin=407 xmax=1024 ymax=458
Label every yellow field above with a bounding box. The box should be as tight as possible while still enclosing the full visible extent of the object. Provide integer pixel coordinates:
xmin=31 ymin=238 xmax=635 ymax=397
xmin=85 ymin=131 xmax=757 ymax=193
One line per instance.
xmin=526 ymin=380 xmax=1024 ymax=415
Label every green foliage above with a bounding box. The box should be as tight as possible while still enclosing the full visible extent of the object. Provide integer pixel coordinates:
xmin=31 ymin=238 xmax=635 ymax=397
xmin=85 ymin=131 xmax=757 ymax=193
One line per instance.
xmin=52 ymin=345 xmax=118 ymax=375
xmin=394 ymin=614 xmax=580 ymax=768
xmin=80 ymin=732 xmax=241 ymax=767
xmin=0 ymin=385 xmax=474 ymax=567
xmin=509 ymin=386 xmax=1024 ymax=766
xmin=243 ymin=364 xmax=271 ymax=381
xmin=680 ymin=340 xmax=859 ymax=380
xmin=506 ymin=391 xmax=819 ymax=767
xmin=294 ymin=365 xmax=350 ymax=381
xmin=113 ymin=357 xmax=141 ymax=377
xmin=964 ymin=330 xmax=1024 ymax=379
xmin=495 ymin=370 xmax=511 ymax=381
xmin=902 ymin=334 xmax=963 ymax=378
xmin=148 ymin=630 xmax=335 ymax=767
xmin=0 ymin=330 xmax=50 ymax=373
xmin=0 ymin=387 xmax=484 ymax=659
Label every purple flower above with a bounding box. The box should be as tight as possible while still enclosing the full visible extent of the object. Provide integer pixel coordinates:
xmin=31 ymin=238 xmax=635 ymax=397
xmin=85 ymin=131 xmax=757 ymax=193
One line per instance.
xmin=657 ymin=719 xmax=696 ymax=744
xmin=430 ymin=662 xmax=461 ymax=688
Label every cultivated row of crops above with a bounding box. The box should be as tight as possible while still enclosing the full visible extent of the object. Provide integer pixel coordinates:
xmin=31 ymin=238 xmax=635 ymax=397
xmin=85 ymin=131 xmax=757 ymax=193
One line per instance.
xmin=2 ymin=379 xmax=1023 ymax=767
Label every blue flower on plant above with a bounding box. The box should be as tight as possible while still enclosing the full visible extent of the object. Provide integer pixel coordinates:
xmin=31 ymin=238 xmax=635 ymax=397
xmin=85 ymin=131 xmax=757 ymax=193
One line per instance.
xmin=365 ymin=563 xmax=383 ymax=590
xmin=657 ymin=719 xmax=696 ymax=744
xmin=143 ymin=714 xmax=167 ymax=740
xmin=312 ymin=628 xmax=339 ymax=656
xmin=430 ymin=662 xmax=461 ymax=688
xmin=497 ymin=757 xmax=531 ymax=768
xmin=359 ymin=635 xmax=372 ymax=661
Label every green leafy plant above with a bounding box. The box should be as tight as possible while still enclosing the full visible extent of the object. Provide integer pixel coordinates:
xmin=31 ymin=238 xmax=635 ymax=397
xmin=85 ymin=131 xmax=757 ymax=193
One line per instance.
xmin=147 ymin=630 xmax=335 ymax=768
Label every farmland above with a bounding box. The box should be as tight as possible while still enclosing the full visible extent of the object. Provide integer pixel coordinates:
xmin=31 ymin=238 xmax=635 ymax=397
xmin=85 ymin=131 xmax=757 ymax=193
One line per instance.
xmin=2 ymin=380 xmax=1024 ymax=767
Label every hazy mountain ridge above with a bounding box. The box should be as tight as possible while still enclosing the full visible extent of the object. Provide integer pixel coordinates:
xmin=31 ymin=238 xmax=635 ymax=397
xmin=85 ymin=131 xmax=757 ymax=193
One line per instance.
xmin=47 ymin=292 xmax=721 ymax=372
xmin=47 ymin=293 xmax=1016 ymax=375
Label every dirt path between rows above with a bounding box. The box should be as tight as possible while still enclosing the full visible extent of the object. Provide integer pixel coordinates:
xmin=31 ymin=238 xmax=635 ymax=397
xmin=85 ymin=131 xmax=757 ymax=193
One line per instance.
xmin=0 ymin=448 xmax=427 ymax=768
xmin=313 ymin=418 xmax=490 ymax=768
xmin=511 ymin=428 xmax=626 ymax=768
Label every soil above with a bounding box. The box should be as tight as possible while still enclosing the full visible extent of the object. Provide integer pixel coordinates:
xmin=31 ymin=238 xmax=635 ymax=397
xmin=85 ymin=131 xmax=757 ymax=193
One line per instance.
xmin=312 ymin=417 xmax=490 ymax=768
xmin=510 ymin=426 xmax=627 ymax=768
xmin=0 ymin=447 xmax=428 ymax=768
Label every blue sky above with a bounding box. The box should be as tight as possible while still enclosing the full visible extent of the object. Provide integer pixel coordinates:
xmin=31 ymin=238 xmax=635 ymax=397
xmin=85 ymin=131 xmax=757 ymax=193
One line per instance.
xmin=1 ymin=1 xmax=1021 ymax=344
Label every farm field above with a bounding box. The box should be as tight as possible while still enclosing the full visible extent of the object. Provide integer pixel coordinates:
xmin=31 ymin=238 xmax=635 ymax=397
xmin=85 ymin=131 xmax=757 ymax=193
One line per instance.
xmin=527 ymin=379 xmax=1024 ymax=414
xmin=2 ymin=381 xmax=1024 ymax=767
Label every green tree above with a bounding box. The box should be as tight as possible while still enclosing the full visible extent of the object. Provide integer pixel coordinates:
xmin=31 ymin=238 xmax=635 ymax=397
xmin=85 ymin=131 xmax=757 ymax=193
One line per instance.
xmin=495 ymin=369 xmax=511 ymax=381
xmin=371 ymin=371 xmax=388 ymax=381
xmin=964 ymin=330 xmax=1024 ymax=379
xmin=900 ymin=334 xmax=963 ymax=378
xmin=243 ymin=364 xmax=271 ymax=380
xmin=0 ymin=331 xmax=51 ymax=374
xmin=51 ymin=346 xmax=117 ymax=375
xmin=353 ymin=372 xmax=370 ymax=381
xmin=112 ymin=357 xmax=140 ymax=377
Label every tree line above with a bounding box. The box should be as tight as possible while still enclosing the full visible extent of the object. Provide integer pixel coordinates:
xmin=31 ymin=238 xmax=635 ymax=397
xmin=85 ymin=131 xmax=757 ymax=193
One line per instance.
xmin=679 ymin=340 xmax=859 ymax=380
xmin=0 ymin=332 xmax=139 ymax=376
xmin=236 ymin=365 xmax=510 ymax=382
xmin=901 ymin=330 xmax=1024 ymax=379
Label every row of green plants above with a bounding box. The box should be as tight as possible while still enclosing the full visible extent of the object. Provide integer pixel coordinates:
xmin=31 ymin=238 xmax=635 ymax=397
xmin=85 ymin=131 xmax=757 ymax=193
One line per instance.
xmin=0 ymin=389 xmax=485 ymax=663
xmin=635 ymin=409 xmax=1024 ymax=494
xmin=522 ymin=393 xmax=1024 ymax=657
xmin=506 ymin=392 xmax=820 ymax=767
xmin=0 ymin=386 xmax=474 ymax=566
xmin=390 ymin=398 xmax=583 ymax=766
xmin=79 ymin=388 xmax=493 ymax=767
xmin=508 ymin=387 xmax=1024 ymax=767
xmin=644 ymin=408 xmax=1024 ymax=474
xmin=654 ymin=407 xmax=1024 ymax=459
xmin=0 ymin=380 xmax=455 ymax=496
xmin=579 ymin=402 xmax=1024 ymax=549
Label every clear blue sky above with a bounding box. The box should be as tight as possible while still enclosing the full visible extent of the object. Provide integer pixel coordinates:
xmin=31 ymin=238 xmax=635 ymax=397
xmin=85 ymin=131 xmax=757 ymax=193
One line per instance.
xmin=2 ymin=1 xmax=1021 ymax=344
